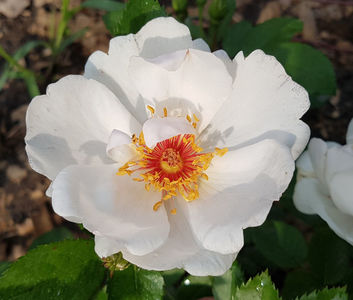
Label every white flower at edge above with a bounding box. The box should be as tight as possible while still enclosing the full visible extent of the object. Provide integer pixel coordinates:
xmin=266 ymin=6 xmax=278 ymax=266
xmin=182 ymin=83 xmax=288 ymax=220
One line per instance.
xmin=25 ymin=17 xmax=310 ymax=276
xmin=294 ymin=118 xmax=353 ymax=245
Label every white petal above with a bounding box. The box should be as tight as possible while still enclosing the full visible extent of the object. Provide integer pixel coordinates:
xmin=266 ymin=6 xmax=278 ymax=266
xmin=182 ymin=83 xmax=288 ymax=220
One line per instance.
xmin=135 ymin=17 xmax=192 ymax=58
xmin=325 ymin=145 xmax=353 ymax=182
xmin=84 ymin=35 xmax=147 ymax=123
xmin=121 ymin=198 xmax=236 ymax=276
xmin=213 ymin=49 xmax=236 ymax=80
xmin=95 ymin=235 xmax=122 ymax=258
xmin=192 ymin=38 xmax=210 ymax=52
xmin=143 ymin=117 xmax=195 ymax=148
xmin=294 ymin=177 xmax=353 ymax=245
xmin=146 ymin=50 xmax=187 ymax=71
xmin=347 ymin=118 xmax=353 ymax=145
xmin=296 ymin=150 xmax=315 ymax=178
xmin=52 ymin=164 xmax=169 ymax=255
xmin=329 ymin=169 xmax=353 ymax=217
xmin=25 ymin=75 xmax=141 ymax=180
xmin=200 ymin=49 xmax=310 ymax=159
xmin=183 ymin=139 xmax=294 ymax=254
xmin=129 ymin=49 xmax=233 ymax=132
xmin=307 ymin=138 xmax=328 ymax=185
xmin=293 ymin=178 xmax=320 ymax=215
xmin=106 ymin=129 xmax=137 ymax=163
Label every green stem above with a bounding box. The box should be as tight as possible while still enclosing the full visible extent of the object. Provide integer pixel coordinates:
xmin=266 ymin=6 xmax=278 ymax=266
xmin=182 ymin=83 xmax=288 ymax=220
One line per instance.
xmin=209 ymin=23 xmax=219 ymax=51
xmin=53 ymin=0 xmax=81 ymax=55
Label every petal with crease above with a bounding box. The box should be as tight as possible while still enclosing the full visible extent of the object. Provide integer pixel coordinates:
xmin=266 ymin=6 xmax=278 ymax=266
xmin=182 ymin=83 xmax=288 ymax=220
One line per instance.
xmin=52 ymin=164 xmax=169 ymax=256
xmin=106 ymin=129 xmax=137 ymax=163
xmin=294 ymin=177 xmax=353 ymax=245
xmin=135 ymin=17 xmax=192 ymax=58
xmin=143 ymin=117 xmax=195 ymax=148
xmin=129 ymin=49 xmax=233 ymax=132
xmin=84 ymin=35 xmax=147 ymax=123
xmin=120 ymin=198 xmax=236 ymax=276
xmin=25 ymin=75 xmax=141 ymax=180
xmin=200 ymin=49 xmax=310 ymax=159
xmin=329 ymin=169 xmax=353 ymax=217
xmin=183 ymin=139 xmax=294 ymax=254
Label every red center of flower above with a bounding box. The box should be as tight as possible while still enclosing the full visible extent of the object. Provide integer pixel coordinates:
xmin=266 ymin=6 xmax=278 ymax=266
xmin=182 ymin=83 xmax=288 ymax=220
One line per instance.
xmin=117 ymin=108 xmax=228 ymax=212
xmin=144 ymin=134 xmax=200 ymax=183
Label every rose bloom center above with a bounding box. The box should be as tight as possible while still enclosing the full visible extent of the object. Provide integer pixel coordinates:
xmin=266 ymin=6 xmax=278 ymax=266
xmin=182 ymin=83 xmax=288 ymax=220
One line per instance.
xmin=160 ymin=148 xmax=183 ymax=174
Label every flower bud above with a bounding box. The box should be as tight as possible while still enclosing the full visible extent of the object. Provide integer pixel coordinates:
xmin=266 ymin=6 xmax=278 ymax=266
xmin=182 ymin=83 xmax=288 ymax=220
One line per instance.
xmin=102 ymin=252 xmax=130 ymax=276
xmin=208 ymin=0 xmax=228 ymax=24
xmin=172 ymin=0 xmax=188 ymax=12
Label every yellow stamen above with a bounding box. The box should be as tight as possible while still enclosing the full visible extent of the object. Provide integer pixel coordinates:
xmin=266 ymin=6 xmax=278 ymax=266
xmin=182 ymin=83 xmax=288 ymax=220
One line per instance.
xmin=117 ymin=113 xmax=229 ymax=210
xmin=147 ymin=105 xmax=155 ymax=115
xmin=153 ymin=200 xmax=163 ymax=211
xmin=139 ymin=132 xmax=145 ymax=145
xmin=201 ymin=173 xmax=208 ymax=180
xmin=170 ymin=208 xmax=177 ymax=215
xmin=215 ymin=147 xmax=228 ymax=157
xmin=133 ymin=177 xmax=144 ymax=182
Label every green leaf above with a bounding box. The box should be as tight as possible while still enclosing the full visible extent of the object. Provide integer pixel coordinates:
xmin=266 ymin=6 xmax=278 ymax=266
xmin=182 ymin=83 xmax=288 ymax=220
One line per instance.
xmin=0 ymin=41 xmax=43 ymax=91
xmin=29 ymin=227 xmax=74 ymax=250
xmin=11 ymin=41 xmax=45 ymax=61
xmin=177 ymin=275 xmax=212 ymax=300
xmin=268 ymin=42 xmax=336 ymax=98
xmin=245 ymin=18 xmax=302 ymax=55
xmin=223 ymin=21 xmax=252 ymax=57
xmin=184 ymin=18 xmax=203 ymax=40
xmin=57 ymin=28 xmax=88 ymax=53
xmin=103 ymin=0 xmax=165 ymax=36
xmin=162 ymin=269 xmax=185 ymax=287
xmin=251 ymin=221 xmax=308 ymax=269
xmin=107 ymin=265 xmax=164 ymax=300
xmin=223 ymin=18 xmax=302 ymax=57
xmin=308 ymin=228 xmax=351 ymax=285
xmin=81 ymin=0 xmax=125 ymax=11
xmin=234 ymin=271 xmax=280 ymax=300
xmin=213 ymin=261 xmax=244 ymax=300
xmin=94 ymin=287 xmax=108 ymax=300
xmin=23 ymin=74 xmax=40 ymax=98
xmin=0 ymin=239 xmax=106 ymax=300
xmin=297 ymin=287 xmax=348 ymax=300
xmin=0 ymin=262 xmax=11 ymax=277
xmin=282 ymin=270 xmax=319 ymax=300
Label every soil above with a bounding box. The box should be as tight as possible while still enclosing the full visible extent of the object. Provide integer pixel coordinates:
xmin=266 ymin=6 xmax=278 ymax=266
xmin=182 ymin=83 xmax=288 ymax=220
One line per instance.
xmin=0 ymin=0 xmax=352 ymax=263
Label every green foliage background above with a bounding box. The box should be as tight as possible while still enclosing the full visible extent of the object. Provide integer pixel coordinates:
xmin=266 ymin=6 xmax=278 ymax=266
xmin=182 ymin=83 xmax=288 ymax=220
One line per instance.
xmin=0 ymin=0 xmax=348 ymax=299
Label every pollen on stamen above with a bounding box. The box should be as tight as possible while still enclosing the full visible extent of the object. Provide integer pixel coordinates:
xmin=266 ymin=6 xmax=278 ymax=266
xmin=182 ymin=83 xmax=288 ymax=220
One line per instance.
xmin=153 ymin=200 xmax=163 ymax=211
xmin=117 ymin=127 xmax=229 ymax=209
xmin=147 ymin=105 xmax=155 ymax=115
xmin=170 ymin=208 xmax=177 ymax=215
xmin=163 ymin=107 xmax=168 ymax=117
xmin=193 ymin=113 xmax=199 ymax=122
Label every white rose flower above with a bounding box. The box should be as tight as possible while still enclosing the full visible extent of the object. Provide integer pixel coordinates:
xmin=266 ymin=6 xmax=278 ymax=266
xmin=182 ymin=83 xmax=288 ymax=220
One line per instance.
xmin=294 ymin=118 xmax=353 ymax=244
xmin=25 ymin=17 xmax=310 ymax=275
